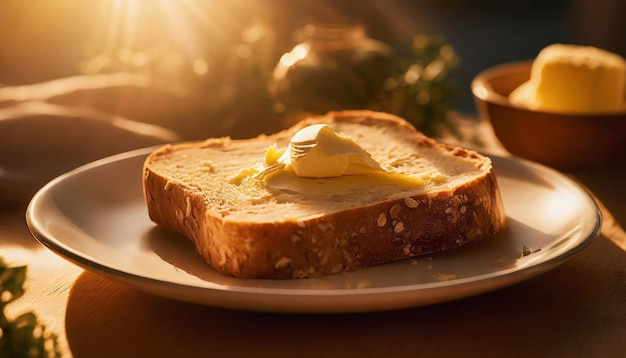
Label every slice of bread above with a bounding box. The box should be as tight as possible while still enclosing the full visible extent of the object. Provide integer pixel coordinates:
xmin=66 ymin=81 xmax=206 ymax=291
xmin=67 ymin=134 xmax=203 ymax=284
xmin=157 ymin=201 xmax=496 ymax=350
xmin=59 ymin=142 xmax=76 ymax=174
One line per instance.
xmin=143 ymin=110 xmax=507 ymax=279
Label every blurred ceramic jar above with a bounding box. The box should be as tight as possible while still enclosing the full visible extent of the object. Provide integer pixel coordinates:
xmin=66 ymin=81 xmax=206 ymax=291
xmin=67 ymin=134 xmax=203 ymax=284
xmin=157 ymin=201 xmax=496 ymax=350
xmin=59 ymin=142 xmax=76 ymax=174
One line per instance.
xmin=269 ymin=23 xmax=396 ymax=126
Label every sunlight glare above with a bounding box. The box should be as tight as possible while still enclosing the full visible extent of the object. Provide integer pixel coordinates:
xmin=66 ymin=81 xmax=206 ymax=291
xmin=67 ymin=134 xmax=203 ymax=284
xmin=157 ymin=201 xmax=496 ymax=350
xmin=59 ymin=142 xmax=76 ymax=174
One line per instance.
xmin=106 ymin=0 xmax=142 ymax=52
xmin=292 ymin=44 xmax=308 ymax=61
xmin=279 ymin=53 xmax=297 ymax=68
xmin=90 ymin=0 xmax=248 ymax=78
xmin=278 ymin=44 xmax=308 ymax=68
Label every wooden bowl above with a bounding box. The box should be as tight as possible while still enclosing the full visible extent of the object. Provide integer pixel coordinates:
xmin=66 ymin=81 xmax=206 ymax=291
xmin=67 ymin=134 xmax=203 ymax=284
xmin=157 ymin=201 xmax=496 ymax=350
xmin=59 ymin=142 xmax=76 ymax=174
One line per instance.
xmin=471 ymin=61 xmax=626 ymax=170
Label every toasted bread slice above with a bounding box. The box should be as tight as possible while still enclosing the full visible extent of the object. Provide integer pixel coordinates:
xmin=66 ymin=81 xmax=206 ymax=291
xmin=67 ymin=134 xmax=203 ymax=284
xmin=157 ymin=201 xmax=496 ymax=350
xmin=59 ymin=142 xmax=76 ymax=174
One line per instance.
xmin=143 ymin=110 xmax=507 ymax=278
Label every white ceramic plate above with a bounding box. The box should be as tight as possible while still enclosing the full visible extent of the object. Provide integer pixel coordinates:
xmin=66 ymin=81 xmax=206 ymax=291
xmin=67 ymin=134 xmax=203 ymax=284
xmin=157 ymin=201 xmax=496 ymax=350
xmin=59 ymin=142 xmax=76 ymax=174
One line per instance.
xmin=26 ymin=147 xmax=601 ymax=313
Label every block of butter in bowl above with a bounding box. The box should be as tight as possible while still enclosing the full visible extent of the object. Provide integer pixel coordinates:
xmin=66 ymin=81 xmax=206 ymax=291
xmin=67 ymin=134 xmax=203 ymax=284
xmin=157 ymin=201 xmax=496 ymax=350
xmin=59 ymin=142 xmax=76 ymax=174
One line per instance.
xmin=510 ymin=44 xmax=626 ymax=114
xmin=472 ymin=44 xmax=626 ymax=170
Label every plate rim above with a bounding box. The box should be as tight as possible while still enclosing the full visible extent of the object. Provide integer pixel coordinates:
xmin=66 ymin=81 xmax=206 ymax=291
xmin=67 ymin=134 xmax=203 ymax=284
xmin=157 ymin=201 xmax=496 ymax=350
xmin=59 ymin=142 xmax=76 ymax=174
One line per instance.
xmin=25 ymin=147 xmax=602 ymax=313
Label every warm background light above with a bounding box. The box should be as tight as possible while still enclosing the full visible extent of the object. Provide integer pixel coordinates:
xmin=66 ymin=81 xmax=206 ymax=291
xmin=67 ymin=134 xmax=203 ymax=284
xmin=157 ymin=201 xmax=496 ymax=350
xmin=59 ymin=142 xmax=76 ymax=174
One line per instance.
xmin=2 ymin=1 xmax=624 ymax=116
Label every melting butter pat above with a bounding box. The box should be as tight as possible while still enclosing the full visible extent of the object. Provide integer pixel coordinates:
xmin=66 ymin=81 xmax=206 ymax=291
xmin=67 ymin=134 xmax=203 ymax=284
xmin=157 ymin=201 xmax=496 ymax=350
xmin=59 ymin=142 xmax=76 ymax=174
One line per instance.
xmin=510 ymin=44 xmax=626 ymax=114
xmin=230 ymin=124 xmax=437 ymax=187
xmin=283 ymin=124 xmax=383 ymax=177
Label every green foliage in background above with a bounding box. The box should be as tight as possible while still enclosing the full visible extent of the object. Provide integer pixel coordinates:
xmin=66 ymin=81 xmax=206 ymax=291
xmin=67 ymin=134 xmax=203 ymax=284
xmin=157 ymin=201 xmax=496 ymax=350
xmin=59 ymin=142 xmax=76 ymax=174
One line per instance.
xmin=388 ymin=34 xmax=460 ymax=136
xmin=0 ymin=258 xmax=60 ymax=358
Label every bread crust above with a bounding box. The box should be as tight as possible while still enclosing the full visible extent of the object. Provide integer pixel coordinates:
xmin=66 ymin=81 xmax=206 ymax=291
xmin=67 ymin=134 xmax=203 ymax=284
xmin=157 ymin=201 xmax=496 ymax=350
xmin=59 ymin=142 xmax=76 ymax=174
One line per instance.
xmin=143 ymin=110 xmax=507 ymax=278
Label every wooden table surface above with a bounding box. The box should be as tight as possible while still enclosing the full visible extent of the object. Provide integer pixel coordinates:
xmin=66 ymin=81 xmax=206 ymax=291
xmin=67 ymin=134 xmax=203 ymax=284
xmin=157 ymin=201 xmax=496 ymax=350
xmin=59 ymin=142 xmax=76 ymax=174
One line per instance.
xmin=2 ymin=120 xmax=626 ymax=358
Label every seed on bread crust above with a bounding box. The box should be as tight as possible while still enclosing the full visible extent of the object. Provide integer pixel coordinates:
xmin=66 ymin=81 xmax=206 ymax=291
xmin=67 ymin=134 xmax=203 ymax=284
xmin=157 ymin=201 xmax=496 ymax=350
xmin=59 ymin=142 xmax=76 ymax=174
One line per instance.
xmin=404 ymin=197 xmax=419 ymax=208
xmin=163 ymin=180 xmax=172 ymax=191
xmin=274 ymin=256 xmax=292 ymax=269
xmin=184 ymin=197 xmax=191 ymax=218
xmin=394 ymin=221 xmax=405 ymax=234
xmin=389 ymin=203 xmax=402 ymax=219
xmin=376 ymin=212 xmax=387 ymax=227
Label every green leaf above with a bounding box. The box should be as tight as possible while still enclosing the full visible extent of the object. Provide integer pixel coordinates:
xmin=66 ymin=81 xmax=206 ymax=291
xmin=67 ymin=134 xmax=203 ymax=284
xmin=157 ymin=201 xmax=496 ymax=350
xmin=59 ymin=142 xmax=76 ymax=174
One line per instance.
xmin=1 ymin=265 xmax=28 ymax=305
xmin=0 ymin=258 xmax=60 ymax=358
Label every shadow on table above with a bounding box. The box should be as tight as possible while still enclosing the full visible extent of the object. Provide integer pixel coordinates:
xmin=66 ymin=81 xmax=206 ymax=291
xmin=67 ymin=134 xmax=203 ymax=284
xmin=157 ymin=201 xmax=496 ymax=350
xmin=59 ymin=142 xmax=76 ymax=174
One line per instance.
xmin=571 ymin=169 xmax=626 ymax=252
xmin=64 ymin=232 xmax=626 ymax=358
xmin=0 ymin=205 xmax=42 ymax=249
